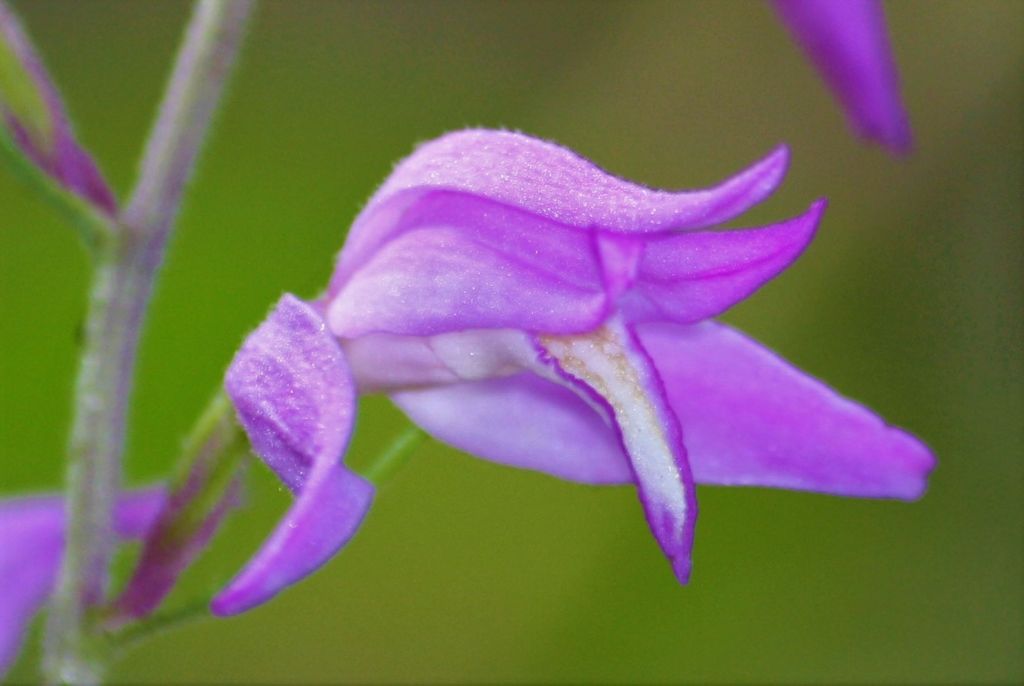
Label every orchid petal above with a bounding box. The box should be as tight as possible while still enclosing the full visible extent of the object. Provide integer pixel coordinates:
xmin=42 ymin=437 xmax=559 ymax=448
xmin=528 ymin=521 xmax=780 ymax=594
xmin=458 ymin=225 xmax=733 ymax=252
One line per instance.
xmin=620 ymin=199 xmax=826 ymax=324
xmin=638 ymin=321 xmax=934 ymax=499
xmin=0 ymin=488 xmax=164 ymax=677
xmin=327 ymin=196 xmax=823 ymax=339
xmin=344 ymin=329 xmax=538 ymax=393
xmin=215 ymin=295 xmax=373 ymax=616
xmin=331 ymin=131 xmax=788 ymax=291
xmin=773 ymin=0 xmax=912 ymax=152
xmin=0 ymin=3 xmax=116 ymax=212
xmin=328 ymin=198 xmax=609 ymax=337
xmin=392 ymin=372 xmax=632 ymax=485
xmin=540 ymin=319 xmax=697 ymax=583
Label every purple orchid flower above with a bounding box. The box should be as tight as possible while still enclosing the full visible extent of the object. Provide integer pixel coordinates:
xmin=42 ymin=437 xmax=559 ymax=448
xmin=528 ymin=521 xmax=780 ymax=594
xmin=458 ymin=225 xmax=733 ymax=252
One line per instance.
xmin=0 ymin=2 xmax=116 ymax=213
xmin=772 ymin=0 xmax=912 ymax=152
xmin=0 ymin=488 xmax=164 ymax=677
xmin=215 ymin=129 xmax=934 ymax=616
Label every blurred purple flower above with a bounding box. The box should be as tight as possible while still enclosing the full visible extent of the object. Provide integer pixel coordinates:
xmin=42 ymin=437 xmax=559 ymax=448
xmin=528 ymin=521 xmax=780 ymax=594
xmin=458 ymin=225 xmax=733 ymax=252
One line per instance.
xmin=0 ymin=2 xmax=116 ymax=213
xmin=773 ymin=0 xmax=912 ymax=152
xmin=0 ymin=488 xmax=164 ymax=677
xmin=216 ymin=129 xmax=934 ymax=616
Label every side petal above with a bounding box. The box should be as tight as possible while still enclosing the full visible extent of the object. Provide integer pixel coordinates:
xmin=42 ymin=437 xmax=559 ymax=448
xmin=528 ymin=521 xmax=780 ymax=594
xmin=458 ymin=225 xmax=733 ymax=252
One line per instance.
xmin=214 ymin=295 xmax=373 ymax=616
xmin=619 ymin=199 xmax=826 ymax=324
xmin=392 ymin=372 xmax=632 ymax=485
xmin=0 ymin=3 xmax=116 ymax=212
xmin=0 ymin=488 xmax=164 ymax=677
xmin=540 ymin=319 xmax=697 ymax=583
xmin=638 ymin=321 xmax=935 ymax=499
xmin=773 ymin=0 xmax=912 ymax=152
xmin=331 ymin=130 xmax=788 ymax=289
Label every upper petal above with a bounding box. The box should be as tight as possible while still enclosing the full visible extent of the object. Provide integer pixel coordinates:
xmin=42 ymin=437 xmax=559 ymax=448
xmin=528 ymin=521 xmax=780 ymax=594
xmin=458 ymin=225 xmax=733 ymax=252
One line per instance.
xmin=0 ymin=488 xmax=164 ymax=677
xmin=215 ymin=295 xmax=373 ymax=616
xmin=330 ymin=130 xmax=788 ymax=291
xmin=638 ymin=321 xmax=934 ymax=499
xmin=327 ymin=196 xmax=610 ymax=338
xmin=618 ymin=199 xmax=826 ymax=324
xmin=326 ymin=191 xmax=823 ymax=340
xmin=773 ymin=0 xmax=912 ymax=152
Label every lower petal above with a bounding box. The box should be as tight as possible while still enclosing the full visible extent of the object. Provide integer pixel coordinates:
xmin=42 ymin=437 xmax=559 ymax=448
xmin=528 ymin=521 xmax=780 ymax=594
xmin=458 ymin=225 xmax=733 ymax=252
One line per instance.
xmin=638 ymin=321 xmax=934 ymax=499
xmin=539 ymin=318 xmax=697 ymax=583
xmin=392 ymin=372 xmax=632 ymax=485
xmin=210 ymin=467 xmax=372 ymax=616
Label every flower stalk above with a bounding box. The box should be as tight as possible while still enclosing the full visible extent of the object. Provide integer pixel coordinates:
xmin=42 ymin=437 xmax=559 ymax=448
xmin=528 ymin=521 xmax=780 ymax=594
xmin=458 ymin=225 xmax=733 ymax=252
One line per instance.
xmin=108 ymin=393 xmax=248 ymax=626
xmin=364 ymin=425 xmax=426 ymax=486
xmin=42 ymin=2 xmax=254 ymax=683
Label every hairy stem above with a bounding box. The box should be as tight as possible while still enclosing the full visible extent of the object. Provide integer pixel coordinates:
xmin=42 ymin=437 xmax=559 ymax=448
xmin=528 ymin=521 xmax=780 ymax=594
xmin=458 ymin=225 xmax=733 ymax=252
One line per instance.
xmin=120 ymin=0 xmax=254 ymax=241
xmin=43 ymin=3 xmax=254 ymax=683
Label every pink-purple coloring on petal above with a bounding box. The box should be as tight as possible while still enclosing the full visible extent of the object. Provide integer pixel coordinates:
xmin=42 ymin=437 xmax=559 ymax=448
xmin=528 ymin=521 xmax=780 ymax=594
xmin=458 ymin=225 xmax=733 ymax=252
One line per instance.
xmin=222 ymin=129 xmax=934 ymax=614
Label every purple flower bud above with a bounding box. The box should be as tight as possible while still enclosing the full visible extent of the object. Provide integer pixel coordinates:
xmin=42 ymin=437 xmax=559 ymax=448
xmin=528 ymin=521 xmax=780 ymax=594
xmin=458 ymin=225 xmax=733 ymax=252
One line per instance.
xmin=0 ymin=3 xmax=116 ymax=213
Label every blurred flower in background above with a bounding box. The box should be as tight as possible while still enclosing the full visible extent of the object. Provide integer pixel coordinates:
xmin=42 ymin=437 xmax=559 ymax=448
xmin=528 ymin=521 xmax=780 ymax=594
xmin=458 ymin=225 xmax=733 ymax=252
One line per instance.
xmin=0 ymin=490 xmax=164 ymax=677
xmin=772 ymin=0 xmax=912 ymax=152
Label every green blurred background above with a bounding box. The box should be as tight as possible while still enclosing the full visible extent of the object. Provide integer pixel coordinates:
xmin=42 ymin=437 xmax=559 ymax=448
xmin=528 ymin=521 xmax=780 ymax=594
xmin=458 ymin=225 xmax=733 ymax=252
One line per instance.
xmin=1 ymin=1 xmax=1021 ymax=682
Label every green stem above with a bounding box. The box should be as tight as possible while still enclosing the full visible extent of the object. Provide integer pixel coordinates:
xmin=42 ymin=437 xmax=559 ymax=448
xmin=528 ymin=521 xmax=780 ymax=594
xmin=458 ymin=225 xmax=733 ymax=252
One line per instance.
xmin=109 ymin=393 xmax=248 ymax=624
xmin=109 ymin=601 xmax=210 ymax=655
xmin=364 ymin=425 xmax=427 ymax=487
xmin=41 ymin=239 xmax=151 ymax=685
xmin=42 ymin=3 xmax=254 ymax=683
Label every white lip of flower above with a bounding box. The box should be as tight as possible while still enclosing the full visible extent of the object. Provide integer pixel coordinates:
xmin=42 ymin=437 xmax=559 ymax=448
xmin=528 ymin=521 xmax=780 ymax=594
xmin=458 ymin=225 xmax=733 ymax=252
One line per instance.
xmin=540 ymin=317 xmax=691 ymax=576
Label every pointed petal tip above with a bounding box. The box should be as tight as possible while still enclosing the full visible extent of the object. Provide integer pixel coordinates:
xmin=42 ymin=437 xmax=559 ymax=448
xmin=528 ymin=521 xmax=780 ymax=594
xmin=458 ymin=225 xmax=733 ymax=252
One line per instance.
xmin=209 ymin=468 xmax=375 ymax=617
xmin=804 ymin=197 xmax=828 ymax=233
xmin=701 ymin=143 xmax=792 ymax=221
xmin=672 ymin=554 xmax=693 ymax=585
xmin=741 ymin=143 xmax=791 ymax=200
xmin=875 ymin=125 xmax=914 ymax=157
xmin=764 ymin=143 xmax=791 ymax=176
xmin=891 ymin=434 xmax=936 ymax=502
xmin=793 ymin=197 xmax=828 ymax=244
xmin=794 ymin=196 xmax=827 ymax=233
